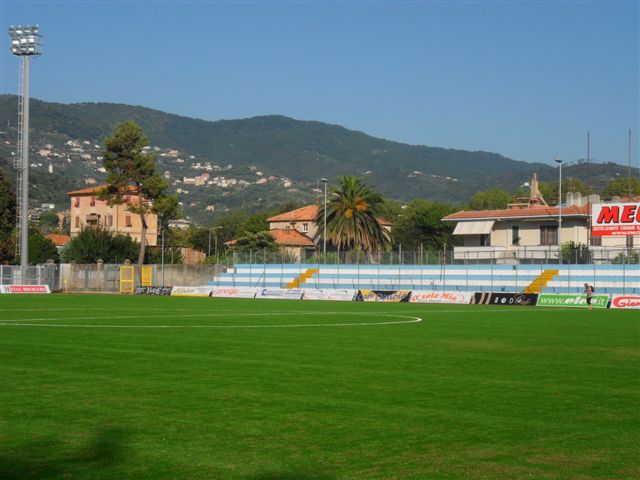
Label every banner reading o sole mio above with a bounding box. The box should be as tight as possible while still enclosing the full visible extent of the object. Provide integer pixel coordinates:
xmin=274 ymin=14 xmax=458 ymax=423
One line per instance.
xmin=410 ymin=291 xmax=472 ymax=304
xmin=536 ymin=294 xmax=609 ymax=309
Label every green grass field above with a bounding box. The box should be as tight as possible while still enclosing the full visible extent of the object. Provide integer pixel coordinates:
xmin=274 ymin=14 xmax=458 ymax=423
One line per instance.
xmin=0 ymin=294 xmax=638 ymax=479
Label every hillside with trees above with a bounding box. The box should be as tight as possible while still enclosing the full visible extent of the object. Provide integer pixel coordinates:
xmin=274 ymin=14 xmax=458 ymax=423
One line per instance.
xmin=0 ymin=95 xmax=637 ymax=225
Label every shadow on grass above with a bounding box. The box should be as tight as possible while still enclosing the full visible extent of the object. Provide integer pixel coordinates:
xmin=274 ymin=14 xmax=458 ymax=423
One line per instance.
xmin=0 ymin=427 xmax=128 ymax=479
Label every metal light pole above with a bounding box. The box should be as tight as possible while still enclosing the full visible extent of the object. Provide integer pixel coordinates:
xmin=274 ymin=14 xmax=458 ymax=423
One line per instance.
xmin=161 ymin=226 xmax=165 ymax=286
xmin=209 ymin=226 xmax=221 ymax=262
xmin=9 ymin=25 xmax=41 ymax=274
xmin=321 ymin=178 xmax=328 ymax=262
xmin=555 ymin=158 xmax=563 ymax=263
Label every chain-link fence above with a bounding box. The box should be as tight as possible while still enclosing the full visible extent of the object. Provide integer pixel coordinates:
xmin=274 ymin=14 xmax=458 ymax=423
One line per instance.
xmin=0 ymin=247 xmax=636 ymax=293
xmin=0 ymin=263 xmax=224 ymax=293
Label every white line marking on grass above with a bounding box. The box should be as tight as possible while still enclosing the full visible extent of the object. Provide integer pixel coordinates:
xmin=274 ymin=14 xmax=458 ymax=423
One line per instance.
xmin=0 ymin=312 xmax=422 ymax=329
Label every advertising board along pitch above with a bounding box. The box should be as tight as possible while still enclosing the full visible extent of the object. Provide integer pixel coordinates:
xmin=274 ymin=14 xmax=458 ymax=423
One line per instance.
xmin=301 ymin=289 xmax=357 ymax=301
xmin=410 ymin=291 xmax=472 ymax=304
xmin=536 ymin=294 xmax=610 ymax=309
xmin=472 ymin=292 xmax=538 ymax=306
xmin=211 ymin=287 xmax=257 ymax=299
xmin=135 ymin=286 xmax=173 ymax=296
xmin=256 ymin=288 xmax=304 ymax=300
xmin=610 ymin=295 xmax=640 ymax=309
xmin=356 ymin=290 xmax=412 ymax=303
xmin=170 ymin=286 xmax=214 ymax=297
xmin=0 ymin=285 xmax=51 ymax=294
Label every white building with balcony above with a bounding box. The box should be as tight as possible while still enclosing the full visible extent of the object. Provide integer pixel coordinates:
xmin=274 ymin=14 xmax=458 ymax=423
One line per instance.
xmin=443 ymin=184 xmax=638 ymax=264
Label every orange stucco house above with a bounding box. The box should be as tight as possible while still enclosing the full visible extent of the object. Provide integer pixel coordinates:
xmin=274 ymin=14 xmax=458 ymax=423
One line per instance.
xmin=67 ymin=185 xmax=158 ymax=246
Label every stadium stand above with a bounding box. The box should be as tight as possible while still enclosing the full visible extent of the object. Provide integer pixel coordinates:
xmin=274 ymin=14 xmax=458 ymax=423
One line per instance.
xmin=210 ymin=263 xmax=640 ymax=294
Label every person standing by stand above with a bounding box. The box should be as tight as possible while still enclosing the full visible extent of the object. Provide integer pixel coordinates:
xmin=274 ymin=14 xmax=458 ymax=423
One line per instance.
xmin=584 ymin=283 xmax=594 ymax=310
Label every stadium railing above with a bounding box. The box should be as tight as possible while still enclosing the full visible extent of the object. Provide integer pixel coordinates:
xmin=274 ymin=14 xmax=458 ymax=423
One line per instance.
xmin=223 ymin=247 xmax=639 ymax=267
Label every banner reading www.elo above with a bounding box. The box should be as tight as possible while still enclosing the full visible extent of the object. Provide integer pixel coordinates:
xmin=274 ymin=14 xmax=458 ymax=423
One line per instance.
xmin=537 ymin=294 xmax=609 ymax=309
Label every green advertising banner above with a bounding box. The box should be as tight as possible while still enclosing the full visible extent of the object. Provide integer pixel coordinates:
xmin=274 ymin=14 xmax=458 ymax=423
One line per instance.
xmin=537 ymin=294 xmax=609 ymax=309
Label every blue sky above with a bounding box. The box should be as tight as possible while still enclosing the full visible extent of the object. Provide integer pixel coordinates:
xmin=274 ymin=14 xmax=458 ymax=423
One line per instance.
xmin=1 ymin=1 xmax=638 ymax=167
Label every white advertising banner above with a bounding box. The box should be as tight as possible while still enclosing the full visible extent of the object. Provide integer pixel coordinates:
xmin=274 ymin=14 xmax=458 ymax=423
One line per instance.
xmin=591 ymin=202 xmax=640 ymax=236
xmin=302 ymin=289 xmax=357 ymax=301
xmin=610 ymin=295 xmax=640 ymax=309
xmin=410 ymin=290 xmax=472 ymax=304
xmin=211 ymin=287 xmax=257 ymax=299
xmin=256 ymin=288 xmax=304 ymax=300
xmin=170 ymin=286 xmax=214 ymax=297
xmin=0 ymin=285 xmax=51 ymax=294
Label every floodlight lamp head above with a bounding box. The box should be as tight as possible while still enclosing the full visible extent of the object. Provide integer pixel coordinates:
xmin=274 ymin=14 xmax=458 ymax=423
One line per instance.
xmin=321 ymin=178 xmax=327 ymax=183
xmin=8 ymin=24 xmax=42 ymax=56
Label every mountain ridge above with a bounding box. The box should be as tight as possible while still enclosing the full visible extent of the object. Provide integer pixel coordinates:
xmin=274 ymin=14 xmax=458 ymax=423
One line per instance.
xmin=0 ymin=95 xmax=636 ymax=224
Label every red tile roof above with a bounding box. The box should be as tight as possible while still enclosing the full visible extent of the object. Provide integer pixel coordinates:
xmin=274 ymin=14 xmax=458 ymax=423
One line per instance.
xmin=269 ymin=229 xmax=316 ymax=246
xmin=224 ymin=229 xmax=316 ymax=247
xmin=268 ymin=204 xmax=391 ymax=225
xmin=66 ymin=185 xmax=139 ymax=196
xmin=443 ymin=205 xmax=590 ymax=221
xmin=46 ymin=234 xmax=70 ymax=246
xmin=267 ymin=205 xmax=319 ymax=222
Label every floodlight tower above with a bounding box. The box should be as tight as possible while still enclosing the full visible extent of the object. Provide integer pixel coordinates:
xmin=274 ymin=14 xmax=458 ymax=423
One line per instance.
xmin=8 ymin=25 xmax=41 ymax=271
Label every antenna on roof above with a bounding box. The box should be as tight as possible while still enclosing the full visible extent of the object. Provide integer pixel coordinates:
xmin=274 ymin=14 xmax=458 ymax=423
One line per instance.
xmin=586 ymin=130 xmax=590 ymax=191
xmin=629 ymin=129 xmax=633 ymax=199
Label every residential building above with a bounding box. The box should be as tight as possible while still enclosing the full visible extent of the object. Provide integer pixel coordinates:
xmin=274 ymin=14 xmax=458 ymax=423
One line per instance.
xmin=168 ymin=219 xmax=191 ymax=230
xmin=443 ymin=184 xmax=639 ymax=263
xmin=46 ymin=234 xmax=71 ymax=253
xmin=67 ymin=185 xmax=158 ymax=246
xmin=266 ymin=204 xmax=392 ymax=260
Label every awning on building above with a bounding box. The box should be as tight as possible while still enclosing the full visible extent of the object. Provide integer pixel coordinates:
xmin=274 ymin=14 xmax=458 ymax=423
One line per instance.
xmin=453 ymin=220 xmax=495 ymax=235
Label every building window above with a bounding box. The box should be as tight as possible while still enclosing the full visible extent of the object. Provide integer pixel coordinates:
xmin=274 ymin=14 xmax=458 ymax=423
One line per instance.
xmin=74 ymin=197 xmax=80 ymax=207
xmin=90 ymin=196 xmax=96 ymax=206
xmin=75 ymin=216 xmax=80 ymax=228
xmin=105 ymin=215 xmax=113 ymax=227
xmin=125 ymin=215 xmax=132 ymax=227
xmin=512 ymin=226 xmax=520 ymax=246
xmin=302 ymin=223 xmax=309 ymax=233
xmin=480 ymin=234 xmax=490 ymax=247
xmin=540 ymin=226 xmax=558 ymax=246
xmin=590 ymin=236 xmax=602 ymax=246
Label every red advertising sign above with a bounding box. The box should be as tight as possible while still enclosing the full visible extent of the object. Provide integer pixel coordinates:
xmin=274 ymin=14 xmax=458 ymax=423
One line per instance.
xmin=610 ymin=295 xmax=640 ymax=309
xmin=0 ymin=285 xmax=51 ymax=294
xmin=591 ymin=202 xmax=640 ymax=236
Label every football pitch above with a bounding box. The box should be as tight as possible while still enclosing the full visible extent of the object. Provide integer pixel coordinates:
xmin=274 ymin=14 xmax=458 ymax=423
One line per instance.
xmin=0 ymin=295 xmax=638 ymax=479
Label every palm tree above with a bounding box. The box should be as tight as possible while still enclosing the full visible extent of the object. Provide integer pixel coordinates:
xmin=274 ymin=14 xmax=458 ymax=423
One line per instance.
xmin=315 ymin=176 xmax=390 ymax=252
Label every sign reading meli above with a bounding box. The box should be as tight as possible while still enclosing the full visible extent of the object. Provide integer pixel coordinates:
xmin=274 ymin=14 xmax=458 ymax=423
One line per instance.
xmin=591 ymin=202 xmax=640 ymax=237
